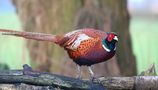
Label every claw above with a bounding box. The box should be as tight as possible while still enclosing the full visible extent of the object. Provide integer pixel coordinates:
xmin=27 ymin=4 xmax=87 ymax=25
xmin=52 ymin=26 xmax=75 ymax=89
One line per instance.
xmin=91 ymin=77 xmax=102 ymax=83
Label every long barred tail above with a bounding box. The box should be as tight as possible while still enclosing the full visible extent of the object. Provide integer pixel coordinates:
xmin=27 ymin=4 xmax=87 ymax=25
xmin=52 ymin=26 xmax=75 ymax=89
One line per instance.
xmin=0 ymin=29 xmax=57 ymax=42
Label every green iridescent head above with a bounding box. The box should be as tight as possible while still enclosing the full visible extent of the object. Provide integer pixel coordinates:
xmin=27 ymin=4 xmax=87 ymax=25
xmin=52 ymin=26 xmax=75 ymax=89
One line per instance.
xmin=102 ymin=32 xmax=118 ymax=52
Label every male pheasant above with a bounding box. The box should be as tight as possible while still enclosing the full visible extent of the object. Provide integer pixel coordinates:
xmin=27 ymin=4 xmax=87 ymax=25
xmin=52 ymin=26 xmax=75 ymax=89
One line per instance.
xmin=0 ymin=28 xmax=118 ymax=80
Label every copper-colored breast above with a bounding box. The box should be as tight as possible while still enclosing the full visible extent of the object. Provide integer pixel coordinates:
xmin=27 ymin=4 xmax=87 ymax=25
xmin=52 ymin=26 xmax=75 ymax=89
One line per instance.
xmin=67 ymin=37 xmax=99 ymax=59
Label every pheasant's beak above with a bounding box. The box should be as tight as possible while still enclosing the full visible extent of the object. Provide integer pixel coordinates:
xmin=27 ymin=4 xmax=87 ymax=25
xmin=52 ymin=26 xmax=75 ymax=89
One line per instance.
xmin=113 ymin=36 xmax=118 ymax=41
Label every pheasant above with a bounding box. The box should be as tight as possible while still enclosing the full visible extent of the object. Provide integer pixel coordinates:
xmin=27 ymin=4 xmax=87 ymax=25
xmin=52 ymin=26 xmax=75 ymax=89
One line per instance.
xmin=0 ymin=28 xmax=118 ymax=80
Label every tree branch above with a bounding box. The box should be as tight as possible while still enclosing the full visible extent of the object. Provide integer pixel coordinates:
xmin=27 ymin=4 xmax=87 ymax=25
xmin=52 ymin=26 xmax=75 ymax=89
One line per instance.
xmin=0 ymin=70 xmax=105 ymax=90
xmin=0 ymin=64 xmax=157 ymax=90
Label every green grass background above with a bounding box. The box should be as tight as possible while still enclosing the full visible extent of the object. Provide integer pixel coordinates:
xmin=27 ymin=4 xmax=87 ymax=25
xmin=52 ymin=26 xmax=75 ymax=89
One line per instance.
xmin=0 ymin=13 xmax=30 ymax=69
xmin=130 ymin=16 xmax=158 ymax=74
xmin=0 ymin=13 xmax=157 ymax=74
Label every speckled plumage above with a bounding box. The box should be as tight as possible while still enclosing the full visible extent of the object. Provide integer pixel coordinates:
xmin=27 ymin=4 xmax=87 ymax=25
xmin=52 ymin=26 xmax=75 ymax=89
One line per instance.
xmin=60 ymin=28 xmax=116 ymax=66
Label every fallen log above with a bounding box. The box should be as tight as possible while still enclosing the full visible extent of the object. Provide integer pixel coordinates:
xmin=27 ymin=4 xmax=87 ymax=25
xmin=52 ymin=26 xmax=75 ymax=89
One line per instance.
xmin=0 ymin=64 xmax=157 ymax=90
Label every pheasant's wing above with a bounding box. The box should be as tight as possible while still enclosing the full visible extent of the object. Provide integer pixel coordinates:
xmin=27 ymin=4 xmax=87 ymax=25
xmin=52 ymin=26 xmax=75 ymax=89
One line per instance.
xmin=80 ymin=28 xmax=106 ymax=39
xmin=53 ymin=28 xmax=106 ymax=47
xmin=61 ymin=30 xmax=100 ymax=51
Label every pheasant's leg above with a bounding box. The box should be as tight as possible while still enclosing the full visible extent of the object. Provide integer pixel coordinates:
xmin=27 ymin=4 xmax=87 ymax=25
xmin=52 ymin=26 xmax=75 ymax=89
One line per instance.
xmin=88 ymin=66 xmax=95 ymax=80
xmin=88 ymin=66 xmax=101 ymax=83
xmin=76 ymin=65 xmax=82 ymax=79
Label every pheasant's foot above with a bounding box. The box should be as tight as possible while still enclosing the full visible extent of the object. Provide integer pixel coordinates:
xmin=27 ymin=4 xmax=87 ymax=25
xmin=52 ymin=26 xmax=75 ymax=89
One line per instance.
xmin=90 ymin=76 xmax=102 ymax=83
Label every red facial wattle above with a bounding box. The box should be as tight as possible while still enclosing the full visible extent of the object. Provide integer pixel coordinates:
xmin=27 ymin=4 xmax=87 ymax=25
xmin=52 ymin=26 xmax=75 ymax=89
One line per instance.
xmin=107 ymin=34 xmax=115 ymax=42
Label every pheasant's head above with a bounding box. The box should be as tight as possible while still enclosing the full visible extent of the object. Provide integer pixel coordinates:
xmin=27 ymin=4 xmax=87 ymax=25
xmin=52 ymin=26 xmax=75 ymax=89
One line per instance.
xmin=106 ymin=32 xmax=118 ymax=42
xmin=102 ymin=32 xmax=118 ymax=52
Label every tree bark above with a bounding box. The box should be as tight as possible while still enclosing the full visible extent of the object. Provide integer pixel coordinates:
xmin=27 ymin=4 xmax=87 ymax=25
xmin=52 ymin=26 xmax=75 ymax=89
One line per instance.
xmin=0 ymin=69 xmax=158 ymax=90
xmin=12 ymin=0 xmax=136 ymax=77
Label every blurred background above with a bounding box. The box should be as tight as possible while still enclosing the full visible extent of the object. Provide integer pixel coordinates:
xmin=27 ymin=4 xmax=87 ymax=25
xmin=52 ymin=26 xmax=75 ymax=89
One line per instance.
xmin=0 ymin=0 xmax=157 ymax=77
